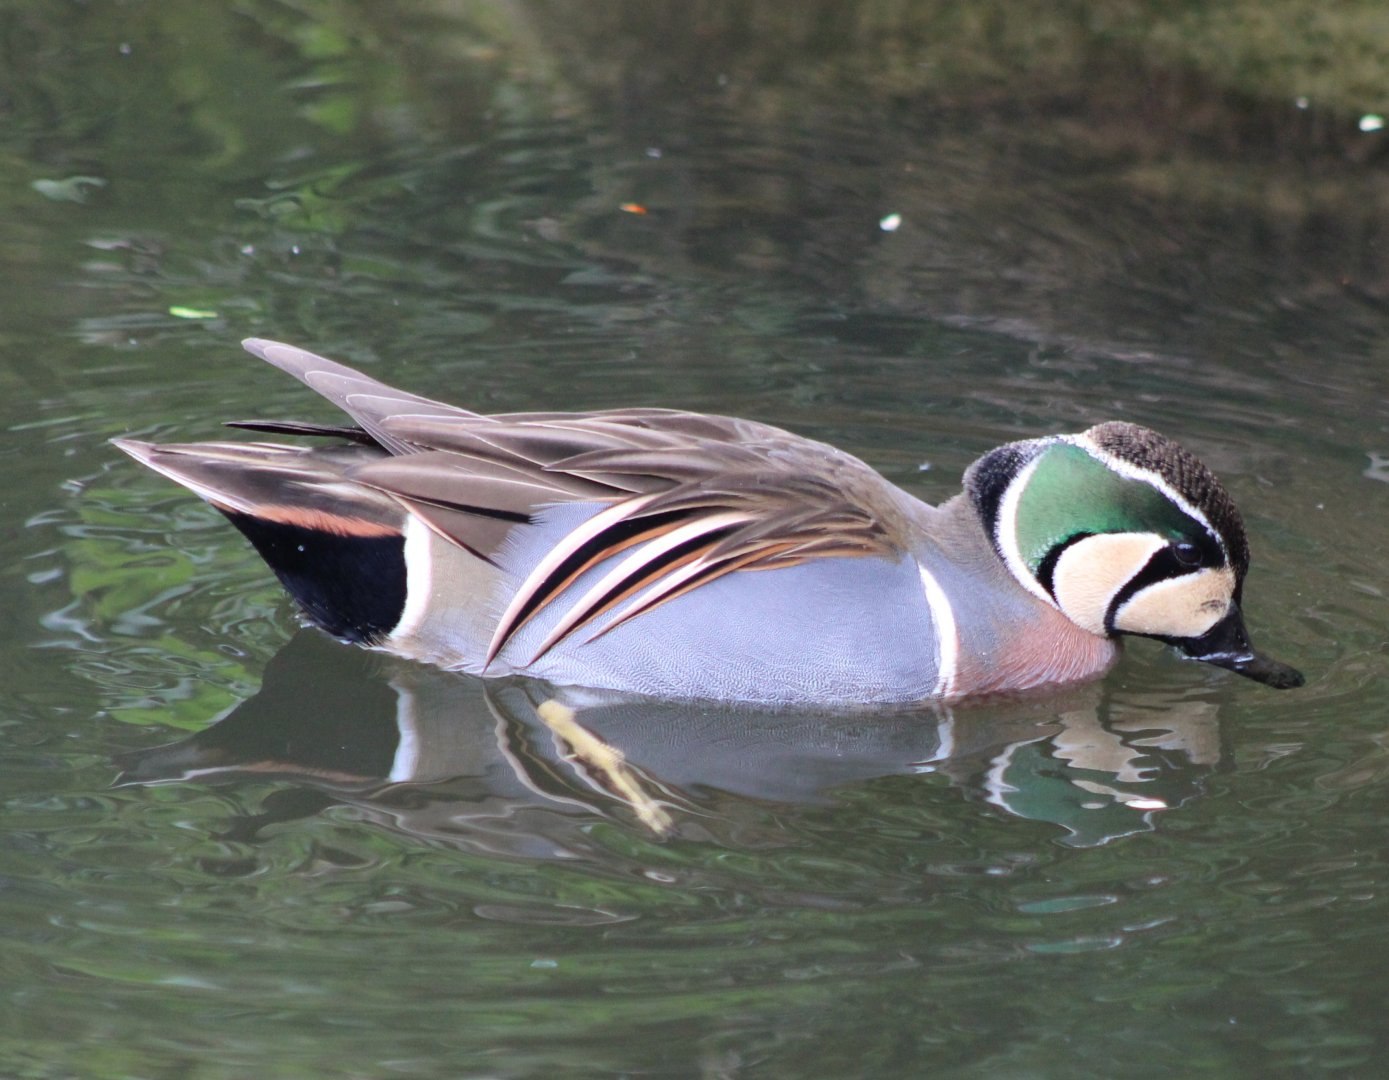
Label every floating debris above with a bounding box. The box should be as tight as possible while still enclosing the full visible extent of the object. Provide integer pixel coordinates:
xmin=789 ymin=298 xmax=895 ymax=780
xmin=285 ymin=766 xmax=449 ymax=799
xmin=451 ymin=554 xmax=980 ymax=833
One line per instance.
xmin=32 ymin=176 xmax=107 ymax=203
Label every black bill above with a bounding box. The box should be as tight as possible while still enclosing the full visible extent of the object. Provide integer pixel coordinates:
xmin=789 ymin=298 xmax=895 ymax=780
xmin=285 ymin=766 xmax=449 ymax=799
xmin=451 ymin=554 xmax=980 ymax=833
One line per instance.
xmin=1172 ymin=607 xmax=1305 ymax=690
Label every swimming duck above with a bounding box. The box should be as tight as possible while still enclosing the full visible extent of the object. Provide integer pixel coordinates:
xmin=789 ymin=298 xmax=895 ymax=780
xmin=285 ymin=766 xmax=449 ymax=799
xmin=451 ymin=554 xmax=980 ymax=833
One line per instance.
xmin=114 ymin=339 xmax=1303 ymax=705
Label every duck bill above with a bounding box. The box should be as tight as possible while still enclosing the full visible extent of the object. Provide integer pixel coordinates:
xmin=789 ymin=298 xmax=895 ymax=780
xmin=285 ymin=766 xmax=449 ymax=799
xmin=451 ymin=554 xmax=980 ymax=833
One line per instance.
xmin=1174 ymin=607 xmax=1304 ymax=690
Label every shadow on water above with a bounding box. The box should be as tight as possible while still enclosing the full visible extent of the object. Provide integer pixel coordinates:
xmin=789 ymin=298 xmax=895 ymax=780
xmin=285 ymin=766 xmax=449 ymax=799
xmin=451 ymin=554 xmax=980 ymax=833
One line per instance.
xmin=119 ymin=629 xmax=1225 ymax=855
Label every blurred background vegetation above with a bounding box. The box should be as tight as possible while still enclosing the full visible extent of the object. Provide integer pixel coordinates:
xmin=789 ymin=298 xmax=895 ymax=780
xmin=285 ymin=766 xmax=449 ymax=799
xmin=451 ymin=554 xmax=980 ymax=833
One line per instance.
xmin=4 ymin=0 xmax=1387 ymax=379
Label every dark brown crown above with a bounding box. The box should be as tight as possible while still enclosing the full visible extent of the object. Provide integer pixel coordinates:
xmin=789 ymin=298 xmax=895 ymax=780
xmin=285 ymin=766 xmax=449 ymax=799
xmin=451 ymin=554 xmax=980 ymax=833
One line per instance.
xmin=1085 ymin=422 xmax=1250 ymax=580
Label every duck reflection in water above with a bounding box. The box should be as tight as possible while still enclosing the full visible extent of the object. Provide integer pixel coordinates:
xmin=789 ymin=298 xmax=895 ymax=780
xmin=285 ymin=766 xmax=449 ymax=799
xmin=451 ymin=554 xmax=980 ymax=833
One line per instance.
xmin=118 ymin=631 xmax=1225 ymax=852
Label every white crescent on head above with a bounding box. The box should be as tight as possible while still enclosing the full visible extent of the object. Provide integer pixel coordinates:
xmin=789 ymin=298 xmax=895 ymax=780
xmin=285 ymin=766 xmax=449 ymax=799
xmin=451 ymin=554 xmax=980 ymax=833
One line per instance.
xmin=994 ymin=452 xmax=1051 ymax=605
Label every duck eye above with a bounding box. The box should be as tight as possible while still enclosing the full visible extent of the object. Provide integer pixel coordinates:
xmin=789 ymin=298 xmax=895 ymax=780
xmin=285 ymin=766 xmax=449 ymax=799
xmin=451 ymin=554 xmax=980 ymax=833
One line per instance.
xmin=1172 ymin=541 xmax=1202 ymax=568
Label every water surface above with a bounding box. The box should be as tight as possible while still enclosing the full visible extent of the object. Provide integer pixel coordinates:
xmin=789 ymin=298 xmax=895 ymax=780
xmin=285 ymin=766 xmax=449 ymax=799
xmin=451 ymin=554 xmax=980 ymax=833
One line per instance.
xmin=3 ymin=4 xmax=1387 ymax=1077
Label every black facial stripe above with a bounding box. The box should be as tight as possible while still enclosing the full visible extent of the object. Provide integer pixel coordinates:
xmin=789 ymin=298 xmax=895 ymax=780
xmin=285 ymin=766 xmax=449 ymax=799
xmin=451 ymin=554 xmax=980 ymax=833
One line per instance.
xmin=1103 ymin=546 xmax=1196 ymax=634
xmin=1036 ymin=532 xmax=1095 ymax=600
xmin=1183 ymin=526 xmax=1225 ymax=567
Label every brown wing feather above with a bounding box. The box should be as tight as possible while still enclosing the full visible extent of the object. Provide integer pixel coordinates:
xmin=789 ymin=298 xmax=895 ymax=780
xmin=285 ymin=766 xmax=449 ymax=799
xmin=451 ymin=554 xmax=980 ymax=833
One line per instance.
xmin=471 ymin=435 xmax=913 ymax=662
xmin=363 ymin=419 xmax=909 ymax=661
xmin=242 ymin=339 xmax=466 ymax=455
xmin=235 ymin=339 xmax=913 ymax=661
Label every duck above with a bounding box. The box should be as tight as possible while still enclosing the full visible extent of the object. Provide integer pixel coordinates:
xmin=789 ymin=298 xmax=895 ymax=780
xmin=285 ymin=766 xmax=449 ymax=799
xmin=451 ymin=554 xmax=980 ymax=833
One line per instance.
xmin=113 ymin=338 xmax=1304 ymax=705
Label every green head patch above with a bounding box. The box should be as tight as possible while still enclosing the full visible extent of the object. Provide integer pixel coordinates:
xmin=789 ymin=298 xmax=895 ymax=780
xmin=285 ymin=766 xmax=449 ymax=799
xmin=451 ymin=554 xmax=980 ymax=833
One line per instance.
xmin=965 ymin=425 xmax=1243 ymax=608
xmin=964 ymin=424 xmax=1298 ymax=685
xmin=1014 ymin=442 xmax=1209 ymax=578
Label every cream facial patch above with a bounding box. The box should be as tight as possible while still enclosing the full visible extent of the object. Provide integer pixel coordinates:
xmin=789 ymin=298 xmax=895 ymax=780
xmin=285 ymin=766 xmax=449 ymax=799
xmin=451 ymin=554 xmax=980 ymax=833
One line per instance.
xmin=1113 ymin=566 xmax=1235 ymax=639
xmin=1050 ymin=533 xmax=1167 ymax=635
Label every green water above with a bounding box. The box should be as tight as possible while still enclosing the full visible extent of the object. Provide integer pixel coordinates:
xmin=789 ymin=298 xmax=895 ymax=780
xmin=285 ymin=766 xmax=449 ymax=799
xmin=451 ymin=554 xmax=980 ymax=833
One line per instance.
xmin=4 ymin=3 xmax=1388 ymax=1077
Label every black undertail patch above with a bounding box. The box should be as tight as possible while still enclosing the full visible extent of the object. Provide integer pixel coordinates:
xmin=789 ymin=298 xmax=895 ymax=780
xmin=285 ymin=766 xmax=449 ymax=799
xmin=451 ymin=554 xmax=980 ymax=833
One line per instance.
xmin=221 ymin=511 xmax=407 ymax=644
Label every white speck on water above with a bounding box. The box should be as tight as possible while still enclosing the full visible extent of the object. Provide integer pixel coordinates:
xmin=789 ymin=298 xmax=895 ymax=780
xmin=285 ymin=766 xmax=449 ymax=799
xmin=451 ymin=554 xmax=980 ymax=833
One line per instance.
xmin=1359 ymin=114 xmax=1385 ymax=133
xmin=879 ymin=212 xmax=902 ymax=232
xmin=1295 ymin=96 xmax=1309 ymax=110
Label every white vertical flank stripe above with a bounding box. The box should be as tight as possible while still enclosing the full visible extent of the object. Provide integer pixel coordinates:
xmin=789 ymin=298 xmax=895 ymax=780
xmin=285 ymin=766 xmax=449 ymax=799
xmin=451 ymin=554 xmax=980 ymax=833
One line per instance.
xmin=918 ymin=561 xmax=959 ymax=698
xmin=390 ymin=512 xmax=435 ymax=640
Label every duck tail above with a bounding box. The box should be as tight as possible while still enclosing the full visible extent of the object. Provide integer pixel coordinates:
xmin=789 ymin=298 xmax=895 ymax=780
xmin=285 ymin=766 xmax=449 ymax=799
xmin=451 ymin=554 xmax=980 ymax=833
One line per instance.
xmin=113 ymin=437 xmax=408 ymax=643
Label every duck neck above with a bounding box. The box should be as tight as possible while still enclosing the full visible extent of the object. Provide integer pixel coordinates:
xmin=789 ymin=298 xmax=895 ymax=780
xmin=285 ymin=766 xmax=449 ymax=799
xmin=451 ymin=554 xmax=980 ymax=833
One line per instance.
xmin=920 ymin=495 xmax=1119 ymax=697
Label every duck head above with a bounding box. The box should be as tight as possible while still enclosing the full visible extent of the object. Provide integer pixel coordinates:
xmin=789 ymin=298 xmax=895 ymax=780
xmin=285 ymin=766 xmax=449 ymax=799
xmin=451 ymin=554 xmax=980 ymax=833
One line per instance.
xmin=966 ymin=421 xmax=1303 ymax=689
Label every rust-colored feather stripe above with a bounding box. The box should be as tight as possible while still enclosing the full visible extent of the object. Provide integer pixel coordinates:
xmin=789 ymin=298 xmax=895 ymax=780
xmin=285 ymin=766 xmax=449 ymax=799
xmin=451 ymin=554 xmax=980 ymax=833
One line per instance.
xmin=110 ymin=438 xmax=402 ymax=532
xmin=483 ymin=461 xmax=909 ymax=665
xmin=241 ymin=505 xmax=399 ymax=538
xmin=523 ymin=509 xmax=756 ymax=663
xmin=485 ymin=493 xmax=665 ymax=662
xmin=579 ymin=538 xmax=801 ymax=647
